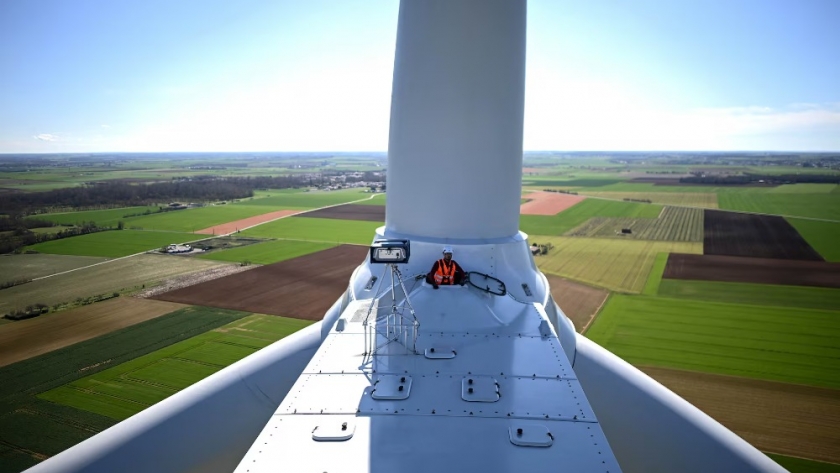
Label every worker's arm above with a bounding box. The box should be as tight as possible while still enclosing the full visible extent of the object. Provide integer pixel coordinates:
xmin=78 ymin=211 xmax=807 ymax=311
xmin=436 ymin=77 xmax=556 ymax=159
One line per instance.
xmin=426 ymin=261 xmax=440 ymax=288
xmin=454 ymin=261 xmax=466 ymax=285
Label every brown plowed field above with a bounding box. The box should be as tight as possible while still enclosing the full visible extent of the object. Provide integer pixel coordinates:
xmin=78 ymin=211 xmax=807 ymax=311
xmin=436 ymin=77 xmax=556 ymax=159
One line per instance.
xmin=704 ymin=209 xmax=823 ymax=260
xmin=153 ymin=245 xmax=367 ymax=320
xmin=546 ymin=275 xmax=609 ymax=332
xmin=642 ymin=366 xmax=840 ymax=464
xmin=195 ymin=209 xmax=300 ymax=235
xmin=662 ymin=253 xmax=840 ymax=288
xmin=0 ymin=298 xmax=186 ymax=367
xmin=297 ymin=204 xmax=385 ymax=222
xmin=520 ymin=192 xmax=585 ymax=215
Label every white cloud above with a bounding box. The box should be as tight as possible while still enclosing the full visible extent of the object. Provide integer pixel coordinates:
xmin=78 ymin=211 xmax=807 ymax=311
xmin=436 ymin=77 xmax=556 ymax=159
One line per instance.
xmin=523 ymin=71 xmax=840 ymax=150
xmin=100 ymin=124 xmax=110 ymax=129
xmin=33 ymin=133 xmax=58 ymax=142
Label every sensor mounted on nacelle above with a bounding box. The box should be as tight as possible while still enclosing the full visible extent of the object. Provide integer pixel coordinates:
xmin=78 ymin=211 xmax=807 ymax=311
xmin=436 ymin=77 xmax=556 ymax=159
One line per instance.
xmin=369 ymin=239 xmax=410 ymax=264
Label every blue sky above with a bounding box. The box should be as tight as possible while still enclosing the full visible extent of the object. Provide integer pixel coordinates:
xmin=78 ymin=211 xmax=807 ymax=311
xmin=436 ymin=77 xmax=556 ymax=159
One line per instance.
xmin=1 ymin=0 xmax=838 ymax=153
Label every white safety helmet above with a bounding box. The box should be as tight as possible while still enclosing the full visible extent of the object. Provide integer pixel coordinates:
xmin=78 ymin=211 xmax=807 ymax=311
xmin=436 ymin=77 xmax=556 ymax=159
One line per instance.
xmin=442 ymin=246 xmax=453 ymax=255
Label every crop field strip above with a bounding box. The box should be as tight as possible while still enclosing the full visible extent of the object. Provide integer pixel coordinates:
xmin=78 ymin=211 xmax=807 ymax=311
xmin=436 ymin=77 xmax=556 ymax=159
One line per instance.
xmin=26 ymin=229 xmax=198 ymax=258
xmin=198 ymin=239 xmax=335 ymax=265
xmin=580 ymin=191 xmax=719 ymax=208
xmin=587 ymin=294 xmax=840 ymax=389
xmin=28 ymin=206 xmax=161 ymax=227
xmin=155 ymin=245 xmax=368 ymax=320
xmin=566 ymin=206 xmax=703 ymax=242
xmin=41 ymin=314 xmax=312 ymax=421
xmin=656 ymin=280 xmax=840 ymax=312
xmin=0 ymin=254 xmax=108 ymax=283
xmin=240 ymin=216 xmax=381 ymax=245
xmin=533 ymin=236 xmax=702 ymax=293
xmin=704 ymin=209 xmax=824 ymax=260
xmin=718 ymin=192 xmax=840 ymax=221
xmin=545 ymin=275 xmax=608 ymax=333
xmin=787 ymin=218 xmax=840 ymax=262
xmin=0 ymin=254 xmax=228 ymax=314
xmin=641 ymin=366 xmax=840 ymax=466
xmin=296 ymin=203 xmax=385 ymax=221
xmin=520 ymin=198 xmax=663 ymax=236
xmin=768 ymin=455 xmax=840 ymax=473
xmin=0 ymin=306 xmax=250 ymax=473
xmin=0 ymin=298 xmax=187 ymax=367
xmin=662 ymin=253 xmax=840 ymax=289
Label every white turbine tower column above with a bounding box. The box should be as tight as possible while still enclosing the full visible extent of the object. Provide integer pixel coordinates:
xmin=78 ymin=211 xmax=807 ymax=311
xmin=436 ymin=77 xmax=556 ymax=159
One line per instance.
xmin=385 ymin=0 xmax=526 ymax=241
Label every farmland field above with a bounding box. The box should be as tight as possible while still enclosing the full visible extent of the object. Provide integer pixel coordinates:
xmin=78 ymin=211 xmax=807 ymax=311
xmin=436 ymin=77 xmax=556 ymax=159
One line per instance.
xmin=40 ymin=314 xmax=312 ymax=421
xmin=768 ymin=455 xmax=840 ymax=473
xmin=354 ymin=193 xmax=386 ymax=205
xmin=566 ymin=206 xmax=703 ymax=241
xmin=0 ymin=298 xmax=186 ymax=367
xmin=0 ymin=253 xmax=107 ymax=282
xmin=0 ymin=306 xmax=251 ymax=473
xmin=788 ymin=218 xmax=840 ymax=262
xmin=199 ymin=239 xmax=335 ymax=265
xmin=656 ymin=279 xmax=840 ymax=312
xmin=232 ymin=188 xmax=372 ymax=209
xmin=704 ymin=210 xmax=823 ymax=260
xmin=718 ymin=193 xmax=840 ymax=220
xmin=156 ymin=245 xmax=367 ymax=320
xmin=587 ymin=294 xmax=840 ymax=388
xmin=519 ymin=191 xmax=586 ymax=215
xmin=240 ymin=216 xmax=381 ymax=245
xmin=0 ymin=254 xmax=228 ymax=314
xmin=520 ymin=198 xmax=663 ymax=236
xmin=546 ymin=275 xmax=608 ymax=332
xmin=26 ymin=230 xmax=197 ymax=258
xmin=534 ymin=236 xmax=702 ymax=293
xmin=642 ymin=366 xmax=840 ymax=465
xmin=662 ymin=253 xmax=840 ymax=289
xmin=298 ymin=204 xmax=385 ymax=222
xmin=642 ymin=252 xmax=669 ymax=295
xmin=580 ymin=192 xmax=719 ymax=208
xmin=122 ymin=204 xmax=287 ymax=232
xmin=29 ymin=206 xmax=160 ymax=227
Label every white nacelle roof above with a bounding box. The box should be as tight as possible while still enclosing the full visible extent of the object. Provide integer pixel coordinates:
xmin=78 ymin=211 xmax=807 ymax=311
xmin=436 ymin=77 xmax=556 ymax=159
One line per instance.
xmin=235 ymin=285 xmax=621 ymax=473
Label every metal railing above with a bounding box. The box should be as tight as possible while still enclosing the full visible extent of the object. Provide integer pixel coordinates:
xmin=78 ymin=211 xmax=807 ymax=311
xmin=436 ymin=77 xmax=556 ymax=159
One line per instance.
xmin=362 ymin=263 xmax=420 ymax=363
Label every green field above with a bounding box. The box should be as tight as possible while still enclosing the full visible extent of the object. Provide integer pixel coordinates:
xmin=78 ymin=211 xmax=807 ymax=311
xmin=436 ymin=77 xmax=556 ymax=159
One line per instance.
xmin=122 ymin=205 xmax=282 ymax=232
xmin=581 ymin=192 xmax=719 ymax=208
xmin=787 ymin=218 xmax=840 ymax=262
xmin=0 ymin=306 xmax=251 ymax=473
xmin=233 ymin=188 xmax=371 ymax=208
xmin=354 ymin=193 xmax=386 ymax=205
xmin=520 ymin=198 xmax=663 ymax=236
xmin=766 ymin=184 xmax=838 ymax=194
xmin=0 ymin=254 xmax=226 ymax=314
xmin=30 ymin=206 xmax=160 ymax=227
xmin=566 ymin=206 xmax=703 ymax=242
xmin=587 ymin=294 xmax=840 ymax=388
xmin=719 ymin=193 xmax=840 ymax=220
xmin=199 ymin=239 xmax=335 ymax=265
xmin=40 ymin=314 xmax=312 ymax=420
xmin=642 ymin=253 xmax=669 ymax=296
xmin=768 ymin=454 xmax=840 ymax=473
xmin=0 ymin=254 xmax=107 ymax=282
xmin=534 ymin=236 xmax=702 ymax=293
xmin=656 ymin=279 xmax=840 ymax=312
xmin=241 ymin=217 xmax=380 ymax=245
xmin=26 ymin=230 xmax=197 ymax=258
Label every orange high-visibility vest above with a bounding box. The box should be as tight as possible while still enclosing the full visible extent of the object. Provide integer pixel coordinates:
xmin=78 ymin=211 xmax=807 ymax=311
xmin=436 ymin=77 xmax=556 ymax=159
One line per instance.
xmin=434 ymin=259 xmax=456 ymax=285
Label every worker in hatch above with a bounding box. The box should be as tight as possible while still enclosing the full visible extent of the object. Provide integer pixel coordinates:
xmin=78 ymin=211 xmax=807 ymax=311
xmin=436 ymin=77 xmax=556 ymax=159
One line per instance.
xmin=426 ymin=246 xmax=466 ymax=289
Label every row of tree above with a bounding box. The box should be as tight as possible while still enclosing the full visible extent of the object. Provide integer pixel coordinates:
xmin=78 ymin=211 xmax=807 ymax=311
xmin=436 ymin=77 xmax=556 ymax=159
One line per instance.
xmin=0 ymin=221 xmax=107 ymax=254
